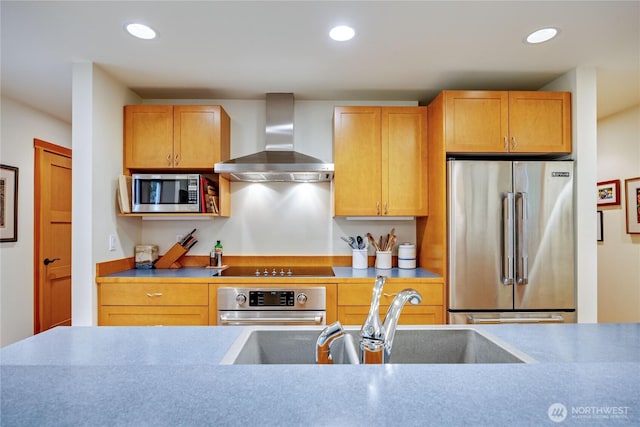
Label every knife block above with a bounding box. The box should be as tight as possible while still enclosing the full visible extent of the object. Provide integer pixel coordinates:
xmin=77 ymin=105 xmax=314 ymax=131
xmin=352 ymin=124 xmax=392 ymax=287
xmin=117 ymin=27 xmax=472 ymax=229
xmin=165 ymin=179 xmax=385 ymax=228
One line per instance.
xmin=155 ymin=243 xmax=188 ymax=269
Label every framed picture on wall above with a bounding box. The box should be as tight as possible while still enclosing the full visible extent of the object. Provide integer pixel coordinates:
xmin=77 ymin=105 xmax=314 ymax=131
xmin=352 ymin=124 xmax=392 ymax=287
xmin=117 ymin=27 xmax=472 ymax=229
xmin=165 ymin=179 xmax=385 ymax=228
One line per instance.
xmin=597 ymin=179 xmax=621 ymax=206
xmin=0 ymin=164 xmax=19 ymax=242
xmin=625 ymin=177 xmax=640 ymax=234
xmin=597 ymin=211 xmax=603 ymax=242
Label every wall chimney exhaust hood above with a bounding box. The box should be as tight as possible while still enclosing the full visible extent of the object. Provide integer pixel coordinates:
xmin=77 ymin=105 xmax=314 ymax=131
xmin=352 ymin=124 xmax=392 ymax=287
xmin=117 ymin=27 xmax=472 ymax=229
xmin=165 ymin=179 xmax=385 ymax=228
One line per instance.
xmin=214 ymin=93 xmax=334 ymax=182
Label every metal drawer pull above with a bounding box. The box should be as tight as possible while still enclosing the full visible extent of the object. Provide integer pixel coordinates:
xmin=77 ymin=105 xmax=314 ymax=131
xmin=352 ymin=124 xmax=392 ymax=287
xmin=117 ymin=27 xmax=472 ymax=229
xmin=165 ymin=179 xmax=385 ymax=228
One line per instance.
xmin=146 ymin=292 xmax=163 ymax=298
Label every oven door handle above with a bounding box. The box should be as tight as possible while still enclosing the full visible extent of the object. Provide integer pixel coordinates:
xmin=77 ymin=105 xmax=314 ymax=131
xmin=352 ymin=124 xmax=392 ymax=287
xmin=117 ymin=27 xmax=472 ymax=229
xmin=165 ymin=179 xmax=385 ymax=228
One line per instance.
xmin=219 ymin=314 xmax=324 ymax=325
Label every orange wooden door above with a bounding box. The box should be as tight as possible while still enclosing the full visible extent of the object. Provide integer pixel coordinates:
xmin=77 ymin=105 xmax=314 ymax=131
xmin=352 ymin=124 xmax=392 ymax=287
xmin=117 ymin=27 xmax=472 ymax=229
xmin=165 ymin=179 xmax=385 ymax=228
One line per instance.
xmin=34 ymin=140 xmax=72 ymax=333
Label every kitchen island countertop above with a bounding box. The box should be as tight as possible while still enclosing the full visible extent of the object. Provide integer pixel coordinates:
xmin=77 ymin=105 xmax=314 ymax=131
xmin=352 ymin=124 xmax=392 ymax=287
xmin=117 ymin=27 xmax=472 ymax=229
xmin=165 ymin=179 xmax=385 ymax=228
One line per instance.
xmin=1 ymin=323 xmax=638 ymax=426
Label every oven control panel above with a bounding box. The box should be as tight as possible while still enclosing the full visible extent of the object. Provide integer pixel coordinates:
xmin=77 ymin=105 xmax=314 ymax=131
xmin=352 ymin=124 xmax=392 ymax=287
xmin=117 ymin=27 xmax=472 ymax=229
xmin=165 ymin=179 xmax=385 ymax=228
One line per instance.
xmin=249 ymin=290 xmax=295 ymax=307
xmin=218 ymin=287 xmax=326 ymax=311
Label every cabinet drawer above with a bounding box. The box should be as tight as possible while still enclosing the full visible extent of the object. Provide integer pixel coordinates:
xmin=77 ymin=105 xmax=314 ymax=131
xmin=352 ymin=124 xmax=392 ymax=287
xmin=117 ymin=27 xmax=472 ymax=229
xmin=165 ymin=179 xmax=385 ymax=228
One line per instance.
xmin=100 ymin=283 xmax=208 ymax=306
xmin=337 ymin=305 xmax=443 ymax=326
xmin=99 ymin=306 xmax=208 ymax=326
xmin=338 ymin=281 xmax=443 ymax=306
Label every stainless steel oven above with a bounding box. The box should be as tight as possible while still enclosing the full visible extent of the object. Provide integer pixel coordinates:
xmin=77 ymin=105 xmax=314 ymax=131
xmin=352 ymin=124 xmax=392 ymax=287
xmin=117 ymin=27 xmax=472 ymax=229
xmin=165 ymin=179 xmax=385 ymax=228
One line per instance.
xmin=217 ymin=287 xmax=326 ymax=326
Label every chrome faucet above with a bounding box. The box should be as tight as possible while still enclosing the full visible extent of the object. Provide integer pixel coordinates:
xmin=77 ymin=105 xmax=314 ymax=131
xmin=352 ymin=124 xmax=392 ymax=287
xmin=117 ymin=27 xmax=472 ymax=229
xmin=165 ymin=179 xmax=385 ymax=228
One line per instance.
xmin=316 ymin=321 xmax=345 ymax=364
xmin=360 ymin=276 xmax=422 ymax=364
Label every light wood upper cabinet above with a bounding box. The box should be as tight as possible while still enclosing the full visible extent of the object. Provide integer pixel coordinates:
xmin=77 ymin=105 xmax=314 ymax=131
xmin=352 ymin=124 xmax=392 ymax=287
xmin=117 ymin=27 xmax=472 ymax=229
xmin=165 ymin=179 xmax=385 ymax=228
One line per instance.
xmin=333 ymin=106 xmax=428 ymax=216
xmin=443 ymin=90 xmax=571 ymax=154
xmin=124 ymin=105 xmax=174 ymax=170
xmin=124 ymin=105 xmax=230 ymax=171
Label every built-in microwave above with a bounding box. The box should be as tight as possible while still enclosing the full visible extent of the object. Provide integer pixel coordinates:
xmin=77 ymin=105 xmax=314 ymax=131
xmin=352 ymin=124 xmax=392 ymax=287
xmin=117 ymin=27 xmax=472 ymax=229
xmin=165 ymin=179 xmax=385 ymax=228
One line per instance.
xmin=132 ymin=173 xmax=201 ymax=213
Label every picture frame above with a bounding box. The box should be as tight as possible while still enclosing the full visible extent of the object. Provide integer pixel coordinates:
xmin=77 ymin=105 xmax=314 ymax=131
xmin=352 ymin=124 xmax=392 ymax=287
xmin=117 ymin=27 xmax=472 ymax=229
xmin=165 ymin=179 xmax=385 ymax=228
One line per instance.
xmin=597 ymin=179 xmax=621 ymax=206
xmin=0 ymin=164 xmax=19 ymax=242
xmin=625 ymin=177 xmax=640 ymax=234
xmin=597 ymin=211 xmax=603 ymax=242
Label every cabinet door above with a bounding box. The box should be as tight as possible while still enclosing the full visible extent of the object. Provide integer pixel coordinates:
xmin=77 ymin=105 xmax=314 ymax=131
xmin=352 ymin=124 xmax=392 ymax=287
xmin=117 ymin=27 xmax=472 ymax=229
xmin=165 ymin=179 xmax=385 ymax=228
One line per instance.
xmin=337 ymin=280 xmax=445 ymax=325
xmin=100 ymin=282 xmax=208 ymax=305
xmin=124 ymin=105 xmax=174 ymax=169
xmin=508 ymin=91 xmax=571 ymax=153
xmin=338 ymin=281 xmax=444 ymax=306
xmin=174 ymin=105 xmax=226 ymax=169
xmin=383 ymin=107 xmax=428 ymax=216
xmin=99 ymin=306 xmax=209 ymax=326
xmin=333 ymin=107 xmax=382 ymax=216
xmin=337 ymin=306 xmax=443 ymax=326
xmin=444 ymin=91 xmax=509 ymax=153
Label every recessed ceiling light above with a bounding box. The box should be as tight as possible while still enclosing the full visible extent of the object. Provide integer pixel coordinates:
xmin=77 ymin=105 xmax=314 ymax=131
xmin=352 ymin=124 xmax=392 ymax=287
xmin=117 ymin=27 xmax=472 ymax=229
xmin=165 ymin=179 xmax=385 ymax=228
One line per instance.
xmin=525 ymin=27 xmax=558 ymax=44
xmin=125 ymin=23 xmax=157 ymax=40
xmin=329 ymin=25 xmax=355 ymax=42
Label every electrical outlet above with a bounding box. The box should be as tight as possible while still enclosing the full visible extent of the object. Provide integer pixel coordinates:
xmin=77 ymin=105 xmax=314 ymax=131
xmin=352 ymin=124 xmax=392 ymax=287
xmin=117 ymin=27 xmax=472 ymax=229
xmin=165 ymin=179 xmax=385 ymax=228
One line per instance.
xmin=176 ymin=234 xmax=184 ymax=243
xmin=108 ymin=234 xmax=117 ymax=252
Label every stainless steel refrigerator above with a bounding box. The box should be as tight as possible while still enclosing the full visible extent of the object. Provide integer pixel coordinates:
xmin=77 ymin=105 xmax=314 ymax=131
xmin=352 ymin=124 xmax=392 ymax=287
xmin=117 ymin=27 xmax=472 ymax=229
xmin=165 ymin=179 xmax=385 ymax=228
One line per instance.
xmin=447 ymin=160 xmax=576 ymax=324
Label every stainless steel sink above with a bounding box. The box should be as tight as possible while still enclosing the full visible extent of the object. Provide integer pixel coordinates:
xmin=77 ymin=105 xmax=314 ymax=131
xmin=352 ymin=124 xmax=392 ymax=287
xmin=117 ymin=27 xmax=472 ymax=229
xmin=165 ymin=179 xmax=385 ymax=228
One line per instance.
xmin=374 ymin=328 xmax=534 ymax=364
xmin=220 ymin=326 xmax=535 ymax=365
xmin=220 ymin=327 xmax=359 ymax=365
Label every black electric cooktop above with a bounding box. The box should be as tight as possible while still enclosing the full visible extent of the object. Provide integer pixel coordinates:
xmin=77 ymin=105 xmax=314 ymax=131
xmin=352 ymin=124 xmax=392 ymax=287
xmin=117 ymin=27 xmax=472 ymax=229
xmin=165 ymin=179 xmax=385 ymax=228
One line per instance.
xmin=213 ymin=266 xmax=335 ymax=277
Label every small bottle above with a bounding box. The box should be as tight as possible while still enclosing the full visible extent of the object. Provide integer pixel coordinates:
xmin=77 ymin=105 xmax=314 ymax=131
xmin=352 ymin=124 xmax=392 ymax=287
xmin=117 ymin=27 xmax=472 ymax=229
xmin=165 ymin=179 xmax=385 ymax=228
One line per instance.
xmin=209 ymin=247 xmax=216 ymax=267
xmin=214 ymin=240 xmax=223 ymax=267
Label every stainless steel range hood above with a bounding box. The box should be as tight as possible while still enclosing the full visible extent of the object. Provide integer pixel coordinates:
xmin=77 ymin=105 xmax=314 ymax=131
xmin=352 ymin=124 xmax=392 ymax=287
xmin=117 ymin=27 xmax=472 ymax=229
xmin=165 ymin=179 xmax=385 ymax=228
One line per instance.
xmin=214 ymin=93 xmax=334 ymax=182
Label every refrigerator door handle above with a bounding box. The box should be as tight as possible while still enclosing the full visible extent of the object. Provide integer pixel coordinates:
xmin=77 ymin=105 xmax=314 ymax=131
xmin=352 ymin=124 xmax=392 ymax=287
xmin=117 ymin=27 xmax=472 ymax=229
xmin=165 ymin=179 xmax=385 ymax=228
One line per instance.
xmin=467 ymin=314 xmax=566 ymax=324
xmin=501 ymin=193 xmax=514 ymax=285
xmin=515 ymin=192 xmax=529 ymax=285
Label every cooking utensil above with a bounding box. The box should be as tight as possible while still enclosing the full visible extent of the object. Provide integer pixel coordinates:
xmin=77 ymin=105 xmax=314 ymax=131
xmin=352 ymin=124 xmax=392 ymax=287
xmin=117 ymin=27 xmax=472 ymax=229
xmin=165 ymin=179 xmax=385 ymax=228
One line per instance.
xmin=341 ymin=236 xmax=357 ymax=249
xmin=356 ymin=236 xmax=364 ymax=249
xmin=366 ymin=233 xmax=379 ymax=251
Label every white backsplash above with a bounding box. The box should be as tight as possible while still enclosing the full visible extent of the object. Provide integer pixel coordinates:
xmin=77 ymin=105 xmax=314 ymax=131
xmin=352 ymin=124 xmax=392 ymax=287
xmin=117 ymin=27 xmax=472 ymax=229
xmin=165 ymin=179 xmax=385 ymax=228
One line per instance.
xmin=140 ymin=181 xmax=416 ymax=256
xmin=138 ymin=98 xmax=418 ymax=257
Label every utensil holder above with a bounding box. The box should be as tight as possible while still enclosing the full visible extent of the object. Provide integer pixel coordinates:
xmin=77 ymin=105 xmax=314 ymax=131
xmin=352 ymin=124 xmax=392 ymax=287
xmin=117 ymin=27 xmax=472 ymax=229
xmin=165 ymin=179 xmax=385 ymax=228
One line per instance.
xmin=352 ymin=249 xmax=368 ymax=269
xmin=155 ymin=243 xmax=188 ymax=269
xmin=375 ymin=250 xmax=392 ymax=269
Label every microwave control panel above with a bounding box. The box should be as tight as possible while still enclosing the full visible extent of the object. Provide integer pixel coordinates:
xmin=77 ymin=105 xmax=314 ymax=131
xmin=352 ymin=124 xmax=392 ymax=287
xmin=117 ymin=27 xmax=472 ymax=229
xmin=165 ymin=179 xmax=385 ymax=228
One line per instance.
xmin=187 ymin=176 xmax=199 ymax=204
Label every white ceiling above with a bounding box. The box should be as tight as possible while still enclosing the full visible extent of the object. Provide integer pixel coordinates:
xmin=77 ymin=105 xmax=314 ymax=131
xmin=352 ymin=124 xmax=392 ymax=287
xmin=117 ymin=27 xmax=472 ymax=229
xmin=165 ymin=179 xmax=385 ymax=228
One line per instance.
xmin=1 ymin=1 xmax=639 ymax=124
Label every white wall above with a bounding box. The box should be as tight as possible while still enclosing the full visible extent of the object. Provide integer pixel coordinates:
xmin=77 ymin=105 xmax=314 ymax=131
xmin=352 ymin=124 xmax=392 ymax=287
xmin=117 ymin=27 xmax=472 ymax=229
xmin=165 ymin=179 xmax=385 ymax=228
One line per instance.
xmin=597 ymin=105 xmax=640 ymax=322
xmin=0 ymin=96 xmax=71 ymax=347
xmin=136 ymin=99 xmax=419 ymax=257
xmin=71 ymin=63 xmax=140 ymax=326
xmin=543 ymin=67 xmax=599 ymax=323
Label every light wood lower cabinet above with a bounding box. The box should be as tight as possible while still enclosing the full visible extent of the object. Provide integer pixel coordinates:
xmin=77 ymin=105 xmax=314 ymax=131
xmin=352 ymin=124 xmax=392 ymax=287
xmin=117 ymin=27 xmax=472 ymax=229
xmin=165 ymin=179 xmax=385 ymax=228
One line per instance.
xmin=337 ymin=280 xmax=445 ymax=325
xmin=97 ymin=279 xmax=441 ymax=326
xmin=99 ymin=306 xmax=209 ymax=326
xmin=338 ymin=305 xmax=443 ymax=326
xmin=98 ymin=282 xmax=209 ymax=326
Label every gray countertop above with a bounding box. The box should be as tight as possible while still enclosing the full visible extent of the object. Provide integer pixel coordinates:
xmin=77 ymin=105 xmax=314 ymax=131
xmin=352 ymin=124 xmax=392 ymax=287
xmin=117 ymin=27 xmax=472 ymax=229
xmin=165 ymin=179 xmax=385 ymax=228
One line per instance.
xmin=102 ymin=266 xmax=441 ymax=279
xmin=1 ymin=323 xmax=639 ymax=426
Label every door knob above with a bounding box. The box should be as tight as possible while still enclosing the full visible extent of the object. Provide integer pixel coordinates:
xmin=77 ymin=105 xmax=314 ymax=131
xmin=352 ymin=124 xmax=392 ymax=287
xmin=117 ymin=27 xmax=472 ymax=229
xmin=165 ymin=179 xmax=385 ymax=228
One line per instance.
xmin=44 ymin=258 xmax=60 ymax=266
